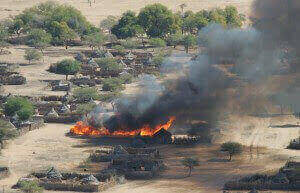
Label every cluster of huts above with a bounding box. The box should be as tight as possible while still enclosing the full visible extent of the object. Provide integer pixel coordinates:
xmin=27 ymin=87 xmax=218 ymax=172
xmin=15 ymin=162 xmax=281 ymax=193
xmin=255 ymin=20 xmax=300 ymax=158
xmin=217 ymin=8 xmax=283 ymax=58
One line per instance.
xmin=15 ymin=167 xmax=123 ymax=192
xmin=89 ymin=145 xmax=165 ymax=179
xmin=224 ymin=158 xmax=300 ymax=191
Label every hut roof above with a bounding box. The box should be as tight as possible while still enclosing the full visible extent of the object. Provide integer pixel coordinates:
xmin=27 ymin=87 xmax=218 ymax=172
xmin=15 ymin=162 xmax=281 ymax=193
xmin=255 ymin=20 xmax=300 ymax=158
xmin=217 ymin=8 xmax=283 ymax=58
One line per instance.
xmin=81 ymin=174 xmax=100 ymax=185
xmin=46 ymin=167 xmax=62 ymax=179
xmin=59 ymin=104 xmax=71 ymax=114
xmin=153 ymin=129 xmax=172 ymax=138
xmin=46 ymin=108 xmax=59 ymax=117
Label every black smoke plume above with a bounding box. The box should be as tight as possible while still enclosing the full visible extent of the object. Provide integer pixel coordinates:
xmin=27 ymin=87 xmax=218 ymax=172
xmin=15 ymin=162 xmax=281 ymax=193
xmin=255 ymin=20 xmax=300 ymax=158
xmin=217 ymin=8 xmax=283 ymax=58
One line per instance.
xmin=88 ymin=0 xmax=300 ymax=132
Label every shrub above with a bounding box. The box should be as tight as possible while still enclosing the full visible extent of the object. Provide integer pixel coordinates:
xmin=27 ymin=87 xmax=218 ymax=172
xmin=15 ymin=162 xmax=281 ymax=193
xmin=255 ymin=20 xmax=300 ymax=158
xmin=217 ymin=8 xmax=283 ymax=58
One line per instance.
xmin=149 ymin=38 xmax=166 ymax=48
xmin=4 ymin=97 xmax=34 ymax=119
xmin=0 ymin=119 xmax=17 ymax=142
xmin=24 ymin=49 xmax=42 ymax=64
xmin=56 ymin=59 xmax=81 ymax=80
xmin=166 ymin=33 xmax=183 ymax=48
xmin=19 ymin=180 xmax=43 ymax=193
xmin=73 ymin=87 xmax=99 ymax=102
xmin=221 ymin=142 xmax=243 ymax=161
xmin=102 ymin=78 xmax=125 ymax=91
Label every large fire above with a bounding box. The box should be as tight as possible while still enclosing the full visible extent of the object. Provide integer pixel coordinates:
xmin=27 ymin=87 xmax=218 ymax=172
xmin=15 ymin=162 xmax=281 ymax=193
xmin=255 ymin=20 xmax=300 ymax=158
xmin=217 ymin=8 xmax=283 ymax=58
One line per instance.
xmin=70 ymin=116 xmax=176 ymax=137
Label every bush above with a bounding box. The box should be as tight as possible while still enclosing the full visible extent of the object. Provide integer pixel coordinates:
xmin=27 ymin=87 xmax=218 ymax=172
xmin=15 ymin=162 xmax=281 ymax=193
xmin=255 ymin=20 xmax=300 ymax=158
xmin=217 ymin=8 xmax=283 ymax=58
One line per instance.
xmin=102 ymin=78 xmax=125 ymax=91
xmin=73 ymin=87 xmax=99 ymax=102
xmin=0 ymin=119 xmax=17 ymax=142
xmin=149 ymin=38 xmax=166 ymax=48
xmin=221 ymin=142 xmax=243 ymax=161
xmin=19 ymin=180 xmax=43 ymax=193
xmin=4 ymin=97 xmax=34 ymax=119
xmin=24 ymin=49 xmax=42 ymax=64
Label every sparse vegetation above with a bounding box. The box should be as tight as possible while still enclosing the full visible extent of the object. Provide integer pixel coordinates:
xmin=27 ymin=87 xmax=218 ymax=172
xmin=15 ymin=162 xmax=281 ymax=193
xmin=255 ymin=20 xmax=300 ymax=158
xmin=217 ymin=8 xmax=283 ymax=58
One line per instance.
xmin=95 ymin=58 xmax=123 ymax=76
xmin=221 ymin=142 xmax=243 ymax=161
xmin=0 ymin=119 xmax=17 ymax=143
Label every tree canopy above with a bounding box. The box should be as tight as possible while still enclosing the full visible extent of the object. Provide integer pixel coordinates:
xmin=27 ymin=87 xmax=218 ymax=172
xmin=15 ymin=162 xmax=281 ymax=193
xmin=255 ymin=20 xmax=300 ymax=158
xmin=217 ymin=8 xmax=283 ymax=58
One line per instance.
xmin=24 ymin=49 xmax=42 ymax=64
xmin=111 ymin=11 xmax=143 ymax=39
xmin=4 ymin=97 xmax=34 ymax=121
xmin=9 ymin=1 xmax=97 ymax=45
xmin=221 ymin=142 xmax=243 ymax=161
xmin=56 ymin=59 xmax=81 ymax=80
xmin=138 ymin=3 xmax=175 ymax=38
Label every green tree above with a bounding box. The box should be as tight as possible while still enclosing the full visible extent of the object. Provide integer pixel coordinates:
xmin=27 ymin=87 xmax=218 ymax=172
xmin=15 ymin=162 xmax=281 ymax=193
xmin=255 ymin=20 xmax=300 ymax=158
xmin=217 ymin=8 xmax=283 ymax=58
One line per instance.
xmin=95 ymin=58 xmax=123 ymax=76
xmin=182 ymin=34 xmax=197 ymax=53
xmin=151 ymin=54 xmax=165 ymax=66
xmin=56 ymin=59 xmax=81 ymax=80
xmin=111 ymin=11 xmax=142 ymax=39
xmin=27 ymin=29 xmax=52 ymax=61
xmin=166 ymin=33 xmax=183 ymax=48
xmin=83 ymin=32 xmax=107 ymax=50
xmin=182 ymin=11 xmax=197 ymax=34
xmin=208 ymin=9 xmax=227 ymax=26
xmin=221 ymin=142 xmax=243 ymax=161
xmin=138 ymin=3 xmax=175 ymax=38
xmin=100 ymin=15 xmax=118 ymax=34
xmin=24 ymin=49 xmax=42 ymax=64
xmin=73 ymin=87 xmax=99 ymax=102
xmin=181 ymin=157 xmax=199 ymax=177
xmin=4 ymin=97 xmax=34 ymax=119
xmin=224 ymin=6 xmax=244 ymax=27
xmin=50 ymin=21 xmax=77 ymax=49
xmin=149 ymin=38 xmax=166 ymax=48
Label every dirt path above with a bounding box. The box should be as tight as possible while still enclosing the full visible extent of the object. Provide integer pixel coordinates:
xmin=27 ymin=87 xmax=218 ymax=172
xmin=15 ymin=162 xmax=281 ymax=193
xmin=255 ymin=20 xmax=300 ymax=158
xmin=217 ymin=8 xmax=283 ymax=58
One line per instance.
xmin=0 ymin=123 xmax=93 ymax=191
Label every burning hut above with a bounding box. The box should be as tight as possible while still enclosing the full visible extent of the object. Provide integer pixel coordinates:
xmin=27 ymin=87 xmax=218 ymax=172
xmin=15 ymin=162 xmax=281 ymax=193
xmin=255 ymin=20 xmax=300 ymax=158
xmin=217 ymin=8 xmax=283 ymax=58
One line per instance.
xmin=152 ymin=129 xmax=172 ymax=144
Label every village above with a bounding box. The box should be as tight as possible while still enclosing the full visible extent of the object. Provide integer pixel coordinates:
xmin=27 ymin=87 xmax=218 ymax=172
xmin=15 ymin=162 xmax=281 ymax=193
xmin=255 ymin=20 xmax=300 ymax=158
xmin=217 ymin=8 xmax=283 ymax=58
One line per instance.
xmin=0 ymin=0 xmax=299 ymax=193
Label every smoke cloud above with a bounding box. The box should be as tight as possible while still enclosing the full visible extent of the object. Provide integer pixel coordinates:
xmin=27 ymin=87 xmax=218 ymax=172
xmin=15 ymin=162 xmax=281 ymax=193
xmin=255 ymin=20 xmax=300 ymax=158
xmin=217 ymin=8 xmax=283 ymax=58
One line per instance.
xmin=87 ymin=0 xmax=300 ymax=132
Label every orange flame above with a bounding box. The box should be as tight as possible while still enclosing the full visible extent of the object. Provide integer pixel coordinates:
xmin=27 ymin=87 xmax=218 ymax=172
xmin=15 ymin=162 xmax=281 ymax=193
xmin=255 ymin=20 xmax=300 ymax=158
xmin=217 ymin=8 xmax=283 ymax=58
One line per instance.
xmin=70 ymin=116 xmax=175 ymax=137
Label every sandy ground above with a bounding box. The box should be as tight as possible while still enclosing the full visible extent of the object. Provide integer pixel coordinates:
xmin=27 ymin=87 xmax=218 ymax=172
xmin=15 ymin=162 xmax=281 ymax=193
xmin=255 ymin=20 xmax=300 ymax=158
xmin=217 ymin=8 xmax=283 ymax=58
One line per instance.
xmin=0 ymin=45 xmax=88 ymax=96
xmin=0 ymin=123 xmax=95 ymax=191
xmin=0 ymin=122 xmax=298 ymax=193
xmin=0 ymin=0 xmax=254 ymax=25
